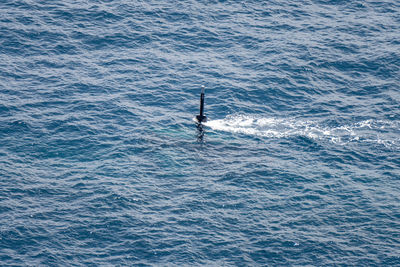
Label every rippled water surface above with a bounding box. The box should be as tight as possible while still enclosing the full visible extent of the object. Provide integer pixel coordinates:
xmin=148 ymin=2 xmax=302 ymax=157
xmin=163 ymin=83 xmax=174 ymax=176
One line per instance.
xmin=1 ymin=0 xmax=399 ymax=265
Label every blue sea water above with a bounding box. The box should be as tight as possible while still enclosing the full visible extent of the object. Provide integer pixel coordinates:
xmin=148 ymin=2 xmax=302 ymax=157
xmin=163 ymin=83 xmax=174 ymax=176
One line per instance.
xmin=0 ymin=0 xmax=399 ymax=265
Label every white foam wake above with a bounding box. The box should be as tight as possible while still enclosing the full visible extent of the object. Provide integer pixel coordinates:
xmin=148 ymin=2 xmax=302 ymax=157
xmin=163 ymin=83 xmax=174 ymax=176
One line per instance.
xmin=204 ymin=115 xmax=400 ymax=147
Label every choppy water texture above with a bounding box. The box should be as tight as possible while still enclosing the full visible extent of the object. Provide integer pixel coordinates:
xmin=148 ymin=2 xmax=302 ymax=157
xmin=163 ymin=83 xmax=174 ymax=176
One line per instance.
xmin=1 ymin=0 xmax=399 ymax=265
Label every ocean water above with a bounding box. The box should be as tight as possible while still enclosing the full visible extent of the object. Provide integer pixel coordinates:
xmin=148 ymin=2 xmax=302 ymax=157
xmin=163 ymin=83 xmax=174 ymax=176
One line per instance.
xmin=0 ymin=0 xmax=399 ymax=265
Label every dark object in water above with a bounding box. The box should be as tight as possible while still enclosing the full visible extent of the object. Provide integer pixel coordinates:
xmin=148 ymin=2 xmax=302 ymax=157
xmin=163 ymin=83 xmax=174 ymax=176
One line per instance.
xmin=196 ymin=86 xmax=207 ymax=123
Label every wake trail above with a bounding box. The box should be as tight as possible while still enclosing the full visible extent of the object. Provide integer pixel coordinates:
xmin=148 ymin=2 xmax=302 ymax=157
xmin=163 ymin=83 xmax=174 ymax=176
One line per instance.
xmin=204 ymin=114 xmax=400 ymax=148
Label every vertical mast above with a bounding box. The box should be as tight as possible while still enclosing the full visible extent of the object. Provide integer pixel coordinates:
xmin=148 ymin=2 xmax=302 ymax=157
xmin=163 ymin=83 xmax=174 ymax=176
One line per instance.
xmin=196 ymin=85 xmax=207 ymax=123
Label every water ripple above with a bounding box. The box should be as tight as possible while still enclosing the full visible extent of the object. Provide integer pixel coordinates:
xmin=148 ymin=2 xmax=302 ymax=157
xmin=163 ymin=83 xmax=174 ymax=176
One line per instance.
xmin=1 ymin=0 xmax=399 ymax=265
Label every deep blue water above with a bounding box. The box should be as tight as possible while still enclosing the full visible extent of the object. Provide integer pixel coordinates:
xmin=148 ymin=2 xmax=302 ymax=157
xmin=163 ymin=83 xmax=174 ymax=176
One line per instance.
xmin=1 ymin=0 xmax=399 ymax=265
